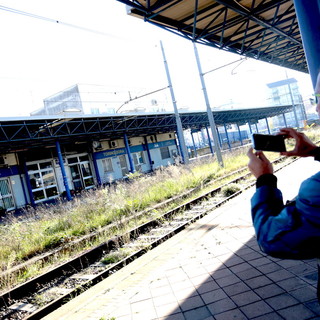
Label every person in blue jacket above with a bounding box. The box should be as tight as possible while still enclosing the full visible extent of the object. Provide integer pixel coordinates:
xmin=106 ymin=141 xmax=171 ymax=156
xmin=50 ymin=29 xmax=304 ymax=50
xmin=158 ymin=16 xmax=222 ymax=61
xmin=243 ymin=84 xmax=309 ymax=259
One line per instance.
xmin=247 ymin=72 xmax=320 ymax=299
xmin=247 ymin=128 xmax=320 ymax=259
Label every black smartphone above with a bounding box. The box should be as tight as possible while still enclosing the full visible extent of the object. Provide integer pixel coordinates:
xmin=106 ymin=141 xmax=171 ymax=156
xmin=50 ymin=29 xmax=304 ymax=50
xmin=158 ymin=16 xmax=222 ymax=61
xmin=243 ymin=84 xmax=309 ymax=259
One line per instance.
xmin=252 ymin=133 xmax=286 ymax=152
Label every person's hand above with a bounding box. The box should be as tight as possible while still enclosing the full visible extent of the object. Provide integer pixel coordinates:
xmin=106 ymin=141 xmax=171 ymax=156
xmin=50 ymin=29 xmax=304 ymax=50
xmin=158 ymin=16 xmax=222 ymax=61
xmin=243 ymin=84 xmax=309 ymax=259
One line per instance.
xmin=278 ymin=127 xmax=317 ymax=157
xmin=247 ymin=147 xmax=273 ymax=178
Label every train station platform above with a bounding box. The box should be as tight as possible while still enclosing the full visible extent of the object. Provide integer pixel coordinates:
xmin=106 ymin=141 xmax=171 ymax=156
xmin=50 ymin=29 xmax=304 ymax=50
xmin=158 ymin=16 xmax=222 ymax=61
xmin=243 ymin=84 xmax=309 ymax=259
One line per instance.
xmin=43 ymin=157 xmax=320 ymax=320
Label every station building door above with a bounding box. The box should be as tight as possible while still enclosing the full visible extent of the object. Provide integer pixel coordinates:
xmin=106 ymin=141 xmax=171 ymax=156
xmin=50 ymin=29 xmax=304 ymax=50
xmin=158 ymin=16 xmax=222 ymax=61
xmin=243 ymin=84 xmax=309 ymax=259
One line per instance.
xmin=26 ymin=160 xmax=59 ymax=204
xmin=119 ymin=155 xmax=129 ymax=176
xmin=66 ymin=154 xmax=94 ymax=191
xmin=0 ymin=178 xmax=15 ymax=211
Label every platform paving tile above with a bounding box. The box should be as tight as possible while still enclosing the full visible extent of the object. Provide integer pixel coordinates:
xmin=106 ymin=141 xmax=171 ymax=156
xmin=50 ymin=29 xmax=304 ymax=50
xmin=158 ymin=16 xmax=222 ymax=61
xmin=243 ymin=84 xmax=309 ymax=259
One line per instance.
xmin=223 ymin=281 xmax=251 ymax=296
xmin=245 ymin=275 xmax=273 ymax=289
xmin=265 ymin=293 xmax=299 ymax=310
xmin=183 ymin=306 xmax=212 ymax=320
xmin=254 ymin=283 xmax=286 ymax=299
xmin=231 ymin=290 xmax=261 ymax=307
xmin=214 ymin=308 xmax=248 ymax=320
xmin=42 ymin=158 xmax=320 ymax=320
xmin=240 ymin=300 xmax=273 ymax=318
xmin=289 ymin=286 xmax=317 ymax=303
xmin=277 ymin=304 xmax=316 ymax=320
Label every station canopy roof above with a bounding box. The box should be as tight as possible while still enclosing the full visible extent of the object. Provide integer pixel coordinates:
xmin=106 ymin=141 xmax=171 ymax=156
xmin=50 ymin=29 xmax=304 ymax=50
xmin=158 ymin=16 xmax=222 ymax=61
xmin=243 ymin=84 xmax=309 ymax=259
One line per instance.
xmin=0 ymin=105 xmax=293 ymax=153
xmin=119 ymin=0 xmax=307 ymax=73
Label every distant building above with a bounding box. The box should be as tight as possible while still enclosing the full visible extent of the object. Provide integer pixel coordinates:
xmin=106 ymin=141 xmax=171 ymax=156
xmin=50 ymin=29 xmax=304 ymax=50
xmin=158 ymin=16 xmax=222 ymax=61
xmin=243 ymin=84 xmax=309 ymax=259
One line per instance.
xmin=30 ymin=84 xmax=170 ymax=116
xmin=267 ymin=78 xmax=306 ymax=128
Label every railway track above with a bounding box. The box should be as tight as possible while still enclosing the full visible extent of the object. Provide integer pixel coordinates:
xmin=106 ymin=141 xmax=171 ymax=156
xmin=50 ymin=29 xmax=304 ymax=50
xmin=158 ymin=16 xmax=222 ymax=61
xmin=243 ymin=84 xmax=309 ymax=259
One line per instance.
xmin=0 ymin=156 xmax=297 ymax=320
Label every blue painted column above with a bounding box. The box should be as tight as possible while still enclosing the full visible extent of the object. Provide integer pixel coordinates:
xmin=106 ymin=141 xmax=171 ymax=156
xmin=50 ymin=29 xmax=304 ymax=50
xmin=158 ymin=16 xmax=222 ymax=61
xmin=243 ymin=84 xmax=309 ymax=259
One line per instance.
xmin=248 ymin=122 xmax=252 ymax=134
xmin=55 ymin=140 xmax=72 ymax=201
xmin=283 ymin=113 xmax=288 ymax=127
xmin=224 ymin=123 xmax=231 ymax=150
xmin=144 ymin=136 xmax=153 ymax=171
xmin=206 ymin=126 xmax=214 ymax=154
xmin=237 ymin=123 xmax=243 ymax=146
xmin=265 ymin=118 xmax=271 ymax=134
xmin=191 ymin=131 xmax=198 ymax=157
xmin=124 ymin=133 xmax=135 ymax=173
xmin=22 ymin=157 xmax=35 ymax=206
xmin=92 ymin=153 xmax=101 ymax=186
xmin=293 ymin=0 xmax=320 ymax=89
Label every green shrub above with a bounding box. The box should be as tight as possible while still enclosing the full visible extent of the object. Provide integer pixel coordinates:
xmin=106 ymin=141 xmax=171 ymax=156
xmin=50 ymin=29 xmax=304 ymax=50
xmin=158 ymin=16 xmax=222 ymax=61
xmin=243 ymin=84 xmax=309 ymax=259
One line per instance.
xmin=221 ymin=183 xmax=241 ymax=197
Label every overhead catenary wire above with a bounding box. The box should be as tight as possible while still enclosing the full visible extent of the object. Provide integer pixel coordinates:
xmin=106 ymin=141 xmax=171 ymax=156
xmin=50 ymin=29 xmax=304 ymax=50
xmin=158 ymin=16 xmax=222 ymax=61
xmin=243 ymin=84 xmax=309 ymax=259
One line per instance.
xmin=0 ymin=5 xmax=116 ymax=37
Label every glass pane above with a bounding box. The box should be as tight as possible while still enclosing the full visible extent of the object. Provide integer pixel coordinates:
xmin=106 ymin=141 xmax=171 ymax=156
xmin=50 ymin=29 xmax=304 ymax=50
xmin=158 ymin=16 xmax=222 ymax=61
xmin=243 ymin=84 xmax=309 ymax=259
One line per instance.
xmin=81 ymin=163 xmax=92 ymax=177
xmin=103 ymin=159 xmax=113 ymax=172
xmin=45 ymin=187 xmax=59 ymax=198
xmin=42 ymin=170 xmax=56 ymax=187
xmin=3 ymin=197 xmax=14 ymax=209
xmin=133 ymin=154 xmax=138 ymax=165
xmin=160 ymin=147 xmax=170 ymax=159
xmin=29 ymin=172 xmax=42 ymax=189
xmin=0 ymin=179 xmax=10 ymax=196
xmin=79 ymin=155 xmax=89 ymax=162
xmin=84 ymin=178 xmax=94 ymax=188
xmin=139 ymin=152 xmax=145 ymax=164
xmin=73 ymin=180 xmax=82 ymax=191
xmin=68 ymin=157 xmax=78 ymax=164
xmin=27 ymin=164 xmax=38 ymax=171
xmin=33 ymin=190 xmax=45 ymax=201
xmin=39 ymin=161 xmax=52 ymax=169
xmin=70 ymin=165 xmax=80 ymax=179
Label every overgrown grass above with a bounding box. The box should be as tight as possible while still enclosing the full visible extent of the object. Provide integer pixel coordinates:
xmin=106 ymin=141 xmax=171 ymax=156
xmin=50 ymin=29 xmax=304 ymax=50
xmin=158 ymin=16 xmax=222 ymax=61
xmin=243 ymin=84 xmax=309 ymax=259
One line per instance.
xmin=1 ymin=126 xmax=319 ymax=286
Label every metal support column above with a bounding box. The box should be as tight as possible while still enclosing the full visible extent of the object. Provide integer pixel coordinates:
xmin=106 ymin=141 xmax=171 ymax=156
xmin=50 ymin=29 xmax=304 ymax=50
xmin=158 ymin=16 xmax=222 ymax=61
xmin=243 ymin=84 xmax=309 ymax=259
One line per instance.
xmin=124 ymin=133 xmax=135 ymax=173
xmin=22 ymin=156 xmax=35 ymax=206
xmin=191 ymin=131 xmax=198 ymax=157
xmin=216 ymin=127 xmax=222 ymax=147
xmin=293 ymin=0 xmax=320 ymax=89
xmin=206 ymin=126 xmax=214 ymax=154
xmin=248 ymin=122 xmax=252 ymax=135
xmin=283 ymin=113 xmax=288 ymax=127
xmin=144 ymin=136 xmax=153 ymax=171
xmin=286 ymin=71 xmax=299 ymax=128
xmin=255 ymin=122 xmax=259 ymax=133
xmin=55 ymin=140 xmax=72 ymax=201
xmin=224 ymin=123 xmax=231 ymax=150
xmin=265 ymin=118 xmax=271 ymax=134
xmin=237 ymin=123 xmax=243 ymax=145
xmin=200 ymin=128 xmax=206 ymax=148
xmin=160 ymin=41 xmax=189 ymax=164
xmin=194 ymin=43 xmax=223 ymax=166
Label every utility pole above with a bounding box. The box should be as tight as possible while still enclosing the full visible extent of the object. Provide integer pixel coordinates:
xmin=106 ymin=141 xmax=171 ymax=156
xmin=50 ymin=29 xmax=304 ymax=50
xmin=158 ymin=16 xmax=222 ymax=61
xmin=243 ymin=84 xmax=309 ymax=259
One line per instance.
xmin=160 ymin=41 xmax=189 ymax=164
xmin=193 ymin=42 xmax=223 ymax=167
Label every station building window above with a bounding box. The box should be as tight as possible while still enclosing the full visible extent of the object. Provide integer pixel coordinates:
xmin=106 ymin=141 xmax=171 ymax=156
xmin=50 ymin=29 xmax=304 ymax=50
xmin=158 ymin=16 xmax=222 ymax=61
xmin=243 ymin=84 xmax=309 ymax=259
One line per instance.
xmin=102 ymin=158 xmax=113 ymax=173
xmin=160 ymin=146 xmax=170 ymax=160
xmin=67 ymin=154 xmax=94 ymax=191
xmin=133 ymin=151 xmax=145 ymax=171
xmin=27 ymin=161 xmax=59 ymax=203
xmin=0 ymin=178 xmax=15 ymax=211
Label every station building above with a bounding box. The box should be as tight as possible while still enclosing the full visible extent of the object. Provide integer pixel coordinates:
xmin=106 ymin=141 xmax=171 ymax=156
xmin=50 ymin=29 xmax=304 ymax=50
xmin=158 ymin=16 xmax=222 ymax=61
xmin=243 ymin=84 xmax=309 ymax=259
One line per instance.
xmin=0 ymin=105 xmax=296 ymax=214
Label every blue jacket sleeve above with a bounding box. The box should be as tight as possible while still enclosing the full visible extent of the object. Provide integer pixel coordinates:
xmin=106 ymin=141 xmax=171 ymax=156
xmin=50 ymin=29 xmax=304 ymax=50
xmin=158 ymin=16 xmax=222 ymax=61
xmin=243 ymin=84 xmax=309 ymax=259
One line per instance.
xmin=251 ymin=172 xmax=320 ymax=259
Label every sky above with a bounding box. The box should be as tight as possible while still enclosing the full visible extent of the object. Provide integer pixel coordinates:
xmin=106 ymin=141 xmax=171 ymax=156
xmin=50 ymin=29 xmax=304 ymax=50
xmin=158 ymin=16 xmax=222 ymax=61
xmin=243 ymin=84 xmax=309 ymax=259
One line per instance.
xmin=0 ymin=0 xmax=316 ymax=118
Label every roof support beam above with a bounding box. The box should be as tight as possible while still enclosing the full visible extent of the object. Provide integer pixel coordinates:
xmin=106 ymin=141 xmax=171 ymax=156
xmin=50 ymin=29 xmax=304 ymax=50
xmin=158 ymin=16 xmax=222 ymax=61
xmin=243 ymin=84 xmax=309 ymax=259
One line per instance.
xmin=213 ymin=0 xmax=302 ymax=46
